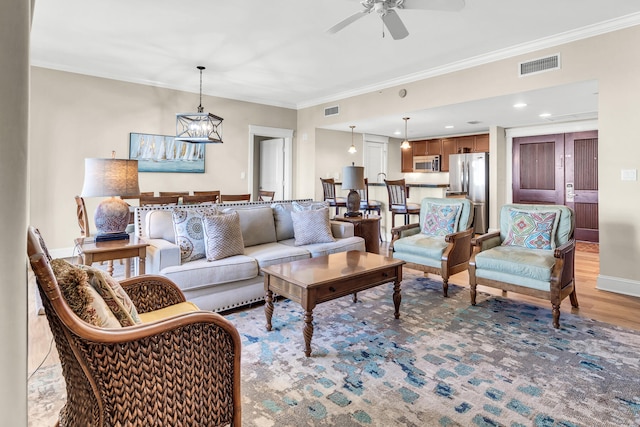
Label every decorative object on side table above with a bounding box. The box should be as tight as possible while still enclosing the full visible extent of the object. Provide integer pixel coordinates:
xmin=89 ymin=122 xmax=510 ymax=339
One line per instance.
xmin=81 ymin=152 xmax=140 ymax=241
xmin=342 ymin=163 xmax=365 ymax=217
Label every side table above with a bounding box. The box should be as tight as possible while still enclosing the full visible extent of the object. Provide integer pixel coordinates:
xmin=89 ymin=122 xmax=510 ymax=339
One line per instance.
xmin=334 ymin=215 xmax=381 ymax=253
xmin=75 ymin=235 xmax=149 ymax=278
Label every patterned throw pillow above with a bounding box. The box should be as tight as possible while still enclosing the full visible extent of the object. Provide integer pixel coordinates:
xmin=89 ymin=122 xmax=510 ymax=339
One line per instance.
xmin=81 ymin=265 xmax=141 ymax=326
xmin=290 ymin=207 xmax=336 ymax=246
xmin=172 ymin=207 xmax=217 ymax=263
xmin=502 ymin=209 xmax=560 ymax=250
xmin=202 ymin=211 xmax=245 ymax=261
xmin=51 ymin=259 xmax=122 ymax=328
xmin=421 ymin=203 xmax=462 ymax=236
xmin=292 ymin=201 xmax=330 ymax=212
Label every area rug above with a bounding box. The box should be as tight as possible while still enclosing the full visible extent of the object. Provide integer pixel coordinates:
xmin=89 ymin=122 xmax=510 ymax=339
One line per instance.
xmin=29 ymin=272 xmax=640 ymax=426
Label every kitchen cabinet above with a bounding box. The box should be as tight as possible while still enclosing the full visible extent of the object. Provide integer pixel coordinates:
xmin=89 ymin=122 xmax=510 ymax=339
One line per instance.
xmin=456 ymin=136 xmax=475 ymax=153
xmin=399 ymin=133 xmax=489 ymax=172
xmin=474 ymin=134 xmax=489 ymax=152
xmin=401 ymin=146 xmax=413 ymax=172
xmin=412 ymin=141 xmax=427 ymax=156
xmin=427 ymin=139 xmax=441 ymax=155
xmin=441 ymin=138 xmax=456 ymax=172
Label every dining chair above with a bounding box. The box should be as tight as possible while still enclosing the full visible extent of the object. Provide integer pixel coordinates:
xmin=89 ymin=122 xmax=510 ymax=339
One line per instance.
xmin=258 ymin=190 xmax=276 ymax=202
xmin=320 ymin=178 xmax=347 ymax=216
xmin=182 ymin=194 xmax=218 ymax=204
xmin=384 ymin=179 xmax=420 ymax=228
xmin=159 ymin=191 xmax=190 ymax=196
xmin=193 ymin=190 xmax=220 ymax=203
xmin=220 ymin=194 xmax=251 ymax=203
xmin=358 ymin=178 xmax=382 ymax=215
xmin=139 ymin=195 xmax=180 ymax=206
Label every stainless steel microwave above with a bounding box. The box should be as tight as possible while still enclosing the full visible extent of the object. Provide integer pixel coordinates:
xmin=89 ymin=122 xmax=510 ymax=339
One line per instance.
xmin=413 ymin=155 xmax=441 ymax=172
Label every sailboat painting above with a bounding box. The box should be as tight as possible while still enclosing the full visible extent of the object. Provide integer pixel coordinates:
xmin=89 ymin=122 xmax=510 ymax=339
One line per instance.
xmin=129 ymin=133 xmax=205 ymax=173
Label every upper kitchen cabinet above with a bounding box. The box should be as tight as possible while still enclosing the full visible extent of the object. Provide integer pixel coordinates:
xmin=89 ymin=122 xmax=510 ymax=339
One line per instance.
xmin=441 ymin=138 xmax=456 ymax=172
xmin=412 ymin=141 xmax=428 ymax=156
xmin=474 ymin=134 xmax=489 ymax=152
xmin=401 ymin=146 xmax=413 ymax=172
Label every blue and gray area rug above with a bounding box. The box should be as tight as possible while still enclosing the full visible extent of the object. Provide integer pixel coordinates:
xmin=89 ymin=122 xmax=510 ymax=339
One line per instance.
xmin=29 ymin=272 xmax=640 ymax=426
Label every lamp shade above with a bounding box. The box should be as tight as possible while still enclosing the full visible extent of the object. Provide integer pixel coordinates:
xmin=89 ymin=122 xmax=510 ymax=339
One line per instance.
xmin=342 ymin=166 xmax=365 ymax=190
xmin=81 ymin=158 xmax=140 ymax=198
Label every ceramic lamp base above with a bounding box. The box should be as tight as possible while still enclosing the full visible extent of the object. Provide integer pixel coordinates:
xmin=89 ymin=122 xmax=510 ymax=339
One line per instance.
xmin=345 ymin=190 xmax=362 ymax=217
xmin=94 ymin=197 xmax=130 ymax=235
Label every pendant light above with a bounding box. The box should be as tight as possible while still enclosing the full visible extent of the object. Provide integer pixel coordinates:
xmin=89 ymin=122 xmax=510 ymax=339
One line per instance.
xmin=348 ymin=125 xmax=357 ymax=153
xmin=176 ymin=66 xmax=224 ymax=143
xmin=400 ymin=117 xmax=411 ymax=149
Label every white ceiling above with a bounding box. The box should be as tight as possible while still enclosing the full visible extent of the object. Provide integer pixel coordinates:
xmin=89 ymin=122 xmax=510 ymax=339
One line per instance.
xmin=30 ymin=0 xmax=640 ymax=138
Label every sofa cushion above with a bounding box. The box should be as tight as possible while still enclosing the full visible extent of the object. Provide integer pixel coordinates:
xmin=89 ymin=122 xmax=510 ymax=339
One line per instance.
xmin=51 ymin=259 xmax=122 ymax=328
xmin=291 ymin=207 xmax=336 ymax=246
xmin=421 ymin=202 xmax=462 ymax=236
xmin=81 ymin=265 xmax=141 ymax=326
xmin=393 ymin=233 xmax=449 ymax=260
xmin=280 ymin=236 xmax=366 ymax=257
xmin=203 ymin=211 xmax=245 ymax=261
xmin=272 ymin=203 xmax=295 ymax=241
xmin=172 ymin=206 xmax=217 ymax=263
xmin=224 ymin=206 xmax=277 ymax=247
xmin=159 ymin=256 xmax=259 ymax=292
xmin=138 ymin=301 xmax=200 ymax=323
xmin=243 ymin=242 xmax=311 ymax=268
xmin=502 ymin=208 xmax=560 ymax=250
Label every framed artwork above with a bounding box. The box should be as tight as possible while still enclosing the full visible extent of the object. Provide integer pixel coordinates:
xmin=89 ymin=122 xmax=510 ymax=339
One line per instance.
xmin=129 ymin=132 xmax=205 ymax=173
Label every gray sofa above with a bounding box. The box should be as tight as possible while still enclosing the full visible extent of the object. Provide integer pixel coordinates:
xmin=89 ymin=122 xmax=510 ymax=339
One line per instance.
xmin=134 ymin=200 xmax=365 ymax=312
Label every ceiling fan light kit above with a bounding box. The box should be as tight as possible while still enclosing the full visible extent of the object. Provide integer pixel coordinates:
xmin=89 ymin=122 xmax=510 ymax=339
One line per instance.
xmin=327 ymin=0 xmax=465 ymax=40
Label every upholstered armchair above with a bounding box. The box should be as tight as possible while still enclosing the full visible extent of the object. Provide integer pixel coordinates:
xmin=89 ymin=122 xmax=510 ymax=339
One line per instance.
xmin=390 ymin=197 xmax=474 ymax=297
xmin=468 ymin=204 xmax=578 ymax=328
xmin=27 ymin=226 xmax=242 ymax=426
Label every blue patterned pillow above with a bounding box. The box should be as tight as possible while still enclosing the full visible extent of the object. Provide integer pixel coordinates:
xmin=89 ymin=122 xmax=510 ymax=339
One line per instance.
xmin=502 ymin=209 xmax=560 ymax=250
xmin=172 ymin=207 xmax=217 ymax=263
xmin=421 ymin=203 xmax=461 ymax=236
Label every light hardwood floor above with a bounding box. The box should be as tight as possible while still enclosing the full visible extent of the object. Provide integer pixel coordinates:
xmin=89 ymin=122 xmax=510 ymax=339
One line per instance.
xmin=28 ymin=243 xmax=640 ymax=375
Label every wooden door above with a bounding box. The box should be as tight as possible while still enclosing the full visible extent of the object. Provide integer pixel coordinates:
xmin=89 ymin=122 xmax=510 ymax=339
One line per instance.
xmin=512 ymin=134 xmax=565 ymax=204
xmin=513 ymin=131 xmax=599 ymax=242
xmin=565 ymin=131 xmax=599 ymax=242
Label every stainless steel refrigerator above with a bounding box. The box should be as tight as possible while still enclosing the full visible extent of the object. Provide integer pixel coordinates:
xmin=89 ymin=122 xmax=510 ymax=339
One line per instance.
xmin=447 ymin=152 xmax=489 ymax=234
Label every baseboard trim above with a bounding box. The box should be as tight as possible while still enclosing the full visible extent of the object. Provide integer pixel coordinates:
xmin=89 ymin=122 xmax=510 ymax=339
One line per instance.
xmin=596 ymin=274 xmax=640 ymax=298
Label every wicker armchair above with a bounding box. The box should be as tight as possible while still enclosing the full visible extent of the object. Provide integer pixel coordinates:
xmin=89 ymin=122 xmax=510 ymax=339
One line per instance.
xmin=27 ymin=226 xmax=242 ymax=426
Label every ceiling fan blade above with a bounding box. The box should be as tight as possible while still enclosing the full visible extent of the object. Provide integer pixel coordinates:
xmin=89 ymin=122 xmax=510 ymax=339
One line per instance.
xmin=327 ymin=10 xmax=369 ymax=34
xmin=400 ymin=0 xmax=465 ymax=11
xmin=382 ymin=10 xmax=409 ymax=40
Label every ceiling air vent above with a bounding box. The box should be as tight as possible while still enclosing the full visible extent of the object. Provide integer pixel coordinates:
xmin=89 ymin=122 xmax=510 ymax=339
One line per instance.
xmin=519 ymin=54 xmax=560 ymax=77
xmin=324 ymin=105 xmax=339 ymax=117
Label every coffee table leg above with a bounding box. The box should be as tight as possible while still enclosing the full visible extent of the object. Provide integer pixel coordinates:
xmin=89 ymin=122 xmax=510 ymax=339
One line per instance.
xmin=265 ymin=290 xmax=274 ymax=331
xmin=393 ymin=279 xmax=401 ymax=319
xmin=352 ymin=292 xmax=358 ymax=303
xmin=303 ymin=310 xmax=314 ymax=357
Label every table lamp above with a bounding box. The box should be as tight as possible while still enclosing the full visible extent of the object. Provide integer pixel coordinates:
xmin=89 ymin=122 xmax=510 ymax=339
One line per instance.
xmin=342 ymin=164 xmax=365 ymax=217
xmin=81 ymin=154 xmax=140 ymax=241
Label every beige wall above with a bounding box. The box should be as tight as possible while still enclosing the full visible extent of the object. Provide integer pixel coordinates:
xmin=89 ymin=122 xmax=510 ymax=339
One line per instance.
xmin=303 ymin=26 xmax=640 ymax=294
xmin=1 ymin=0 xmax=29 ymax=422
xmin=30 ymin=67 xmax=296 ymax=252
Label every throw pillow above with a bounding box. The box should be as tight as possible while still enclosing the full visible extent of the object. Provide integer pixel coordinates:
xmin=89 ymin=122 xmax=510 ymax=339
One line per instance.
xmin=80 ymin=265 xmax=141 ymax=326
xmin=421 ymin=203 xmax=462 ymax=236
xmin=272 ymin=203 xmax=295 ymax=241
xmin=202 ymin=211 xmax=245 ymax=261
xmin=291 ymin=207 xmax=336 ymax=246
xmin=292 ymin=201 xmax=330 ymax=212
xmin=172 ymin=207 xmax=217 ymax=263
xmin=502 ymin=209 xmax=560 ymax=250
xmin=51 ymin=259 xmax=122 ymax=328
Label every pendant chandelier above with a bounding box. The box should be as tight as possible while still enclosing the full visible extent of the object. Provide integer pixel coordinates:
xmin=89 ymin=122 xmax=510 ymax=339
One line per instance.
xmin=176 ymin=66 xmax=224 ymax=144
xmin=348 ymin=125 xmax=357 ymax=153
xmin=400 ymin=117 xmax=411 ymax=149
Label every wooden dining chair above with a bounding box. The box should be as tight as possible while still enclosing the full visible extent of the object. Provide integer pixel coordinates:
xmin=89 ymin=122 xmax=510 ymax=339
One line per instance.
xmin=182 ymin=194 xmax=218 ymax=204
xmin=139 ymin=195 xmax=180 ymax=206
xmin=320 ymin=178 xmax=347 ymax=216
xmin=159 ymin=191 xmax=190 ymax=196
xmin=193 ymin=190 xmax=220 ymax=203
xmin=384 ymin=179 xmax=420 ymax=228
xmin=219 ymin=194 xmax=251 ymax=203
xmin=258 ymin=190 xmax=276 ymax=202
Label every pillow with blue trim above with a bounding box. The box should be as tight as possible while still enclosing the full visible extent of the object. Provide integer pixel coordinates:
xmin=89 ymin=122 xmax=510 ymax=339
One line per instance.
xmin=502 ymin=208 xmax=560 ymax=250
xmin=421 ymin=203 xmax=462 ymax=236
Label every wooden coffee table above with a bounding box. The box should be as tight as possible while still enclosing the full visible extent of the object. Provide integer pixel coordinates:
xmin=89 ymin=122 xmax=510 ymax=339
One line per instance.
xmin=262 ymin=250 xmax=405 ymax=357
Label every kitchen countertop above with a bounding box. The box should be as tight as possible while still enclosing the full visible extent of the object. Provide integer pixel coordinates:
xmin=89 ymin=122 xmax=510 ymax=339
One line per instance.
xmin=367 ymin=182 xmax=449 ymax=188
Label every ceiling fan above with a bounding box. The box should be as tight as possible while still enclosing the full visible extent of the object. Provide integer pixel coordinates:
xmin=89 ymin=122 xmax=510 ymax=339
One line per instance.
xmin=327 ymin=0 xmax=465 ymax=40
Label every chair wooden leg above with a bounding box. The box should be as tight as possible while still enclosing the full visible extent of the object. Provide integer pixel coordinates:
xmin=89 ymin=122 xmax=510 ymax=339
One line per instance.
xmin=569 ymin=289 xmax=579 ymax=308
xmin=442 ymin=278 xmax=449 ymax=297
xmin=552 ymin=304 xmax=561 ymax=328
xmin=470 ymin=284 xmax=477 ymax=305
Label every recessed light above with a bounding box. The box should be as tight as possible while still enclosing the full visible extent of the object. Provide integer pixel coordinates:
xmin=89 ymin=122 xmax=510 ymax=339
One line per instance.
xmin=539 ymin=113 xmax=551 ymax=118
xmin=513 ymin=103 xmax=527 ymax=108
xmin=393 ymin=130 xmax=402 ymax=135
xmin=445 ymin=125 xmax=454 ymax=129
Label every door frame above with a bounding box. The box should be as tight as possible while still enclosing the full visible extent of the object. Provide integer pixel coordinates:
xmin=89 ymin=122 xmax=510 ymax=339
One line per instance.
xmin=248 ymin=125 xmax=293 ymax=200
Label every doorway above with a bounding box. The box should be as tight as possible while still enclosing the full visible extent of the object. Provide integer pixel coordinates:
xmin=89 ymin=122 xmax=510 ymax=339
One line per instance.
xmin=248 ymin=125 xmax=293 ymax=201
xmin=512 ymin=130 xmax=599 ymax=242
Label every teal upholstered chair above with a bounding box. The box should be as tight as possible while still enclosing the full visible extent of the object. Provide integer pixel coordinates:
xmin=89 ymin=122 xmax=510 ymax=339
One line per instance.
xmin=469 ymin=204 xmax=578 ymax=328
xmin=390 ymin=197 xmax=474 ymax=297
